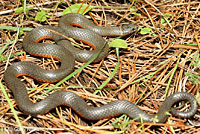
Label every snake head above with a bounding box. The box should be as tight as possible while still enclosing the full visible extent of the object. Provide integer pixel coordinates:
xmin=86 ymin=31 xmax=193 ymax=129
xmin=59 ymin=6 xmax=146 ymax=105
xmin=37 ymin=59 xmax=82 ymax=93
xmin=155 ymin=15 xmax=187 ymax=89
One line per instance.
xmin=121 ymin=24 xmax=139 ymax=35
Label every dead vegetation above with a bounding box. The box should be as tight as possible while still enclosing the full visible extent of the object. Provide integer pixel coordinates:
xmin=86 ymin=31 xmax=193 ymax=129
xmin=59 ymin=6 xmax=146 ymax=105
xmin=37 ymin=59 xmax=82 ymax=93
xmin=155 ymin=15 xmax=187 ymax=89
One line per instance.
xmin=0 ymin=0 xmax=200 ymax=133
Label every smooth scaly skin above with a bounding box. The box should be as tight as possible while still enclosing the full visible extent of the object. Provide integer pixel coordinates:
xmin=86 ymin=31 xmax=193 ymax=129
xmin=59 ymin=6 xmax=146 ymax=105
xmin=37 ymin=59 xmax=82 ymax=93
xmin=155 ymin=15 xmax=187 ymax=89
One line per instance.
xmin=58 ymin=13 xmax=138 ymax=61
xmin=4 ymin=13 xmax=198 ymax=122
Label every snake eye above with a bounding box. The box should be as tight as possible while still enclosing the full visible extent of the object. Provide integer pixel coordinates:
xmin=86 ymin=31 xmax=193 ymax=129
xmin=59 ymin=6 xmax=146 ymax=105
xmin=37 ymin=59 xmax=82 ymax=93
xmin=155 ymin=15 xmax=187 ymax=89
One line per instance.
xmin=121 ymin=24 xmax=139 ymax=35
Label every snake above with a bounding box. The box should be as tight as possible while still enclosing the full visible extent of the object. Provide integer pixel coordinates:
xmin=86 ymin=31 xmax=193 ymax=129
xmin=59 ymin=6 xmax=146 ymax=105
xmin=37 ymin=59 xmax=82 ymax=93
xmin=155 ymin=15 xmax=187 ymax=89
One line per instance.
xmin=4 ymin=13 xmax=198 ymax=123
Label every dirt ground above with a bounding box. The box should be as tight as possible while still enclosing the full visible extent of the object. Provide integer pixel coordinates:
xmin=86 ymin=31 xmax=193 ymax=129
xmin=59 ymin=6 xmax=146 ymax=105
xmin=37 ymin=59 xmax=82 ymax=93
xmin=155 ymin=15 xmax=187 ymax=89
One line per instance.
xmin=0 ymin=0 xmax=200 ymax=133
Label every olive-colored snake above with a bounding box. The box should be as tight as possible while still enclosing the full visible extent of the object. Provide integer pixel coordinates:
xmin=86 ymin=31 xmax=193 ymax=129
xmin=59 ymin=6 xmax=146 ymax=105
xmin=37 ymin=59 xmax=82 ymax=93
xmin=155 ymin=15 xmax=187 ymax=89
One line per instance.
xmin=4 ymin=13 xmax=198 ymax=123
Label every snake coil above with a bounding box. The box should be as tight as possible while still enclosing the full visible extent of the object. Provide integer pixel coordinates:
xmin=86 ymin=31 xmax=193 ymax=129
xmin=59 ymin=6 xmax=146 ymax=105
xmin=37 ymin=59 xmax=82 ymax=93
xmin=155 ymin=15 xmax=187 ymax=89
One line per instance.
xmin=4 ymin=13 xmax=198 ymax=123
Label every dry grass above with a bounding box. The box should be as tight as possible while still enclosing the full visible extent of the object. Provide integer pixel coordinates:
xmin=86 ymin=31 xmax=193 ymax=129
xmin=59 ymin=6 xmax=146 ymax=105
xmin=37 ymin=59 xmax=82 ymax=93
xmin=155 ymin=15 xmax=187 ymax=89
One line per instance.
xmin=0 ymin=0 xmax=200 ymax=133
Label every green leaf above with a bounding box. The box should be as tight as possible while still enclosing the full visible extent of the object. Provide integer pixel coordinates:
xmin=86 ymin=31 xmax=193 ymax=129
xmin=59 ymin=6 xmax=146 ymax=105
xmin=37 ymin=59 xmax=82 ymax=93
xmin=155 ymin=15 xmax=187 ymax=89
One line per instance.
xmin=150 ymin=115 xmax=159 ymax=123
xmin=185 ymin=72 xmax=200 ymax=84
xmin=165 ymin=12 xmax=173 ymax=16
xmin=185 ymin=51 xmax=200 ymax=85
xmin=111 ymin=115 xmax=129 ymax=128
xmin=0 ymin=52 xmax=24 ymax=62
xmin=108 ymin=39 xmax=128 ymax=48
xmin=35 ymin=10 xmax=49 ymax=22
xmin=19 ymin=29 xmax=24 ymax=36
xmin=0 ymin=26 xmax=33 ymax=31
xmin=15 ymin=7 xmax=23 ymax=14
xmin=188 ymin=51 xmax=200 ymax=67
xmin=15 ymin=7 xmax=34 ymax=14
xmin=185 ymin=43 xmax=198 ymax=46
xmin=140 ymin=27 xmax=152 ymax=35
xmin=62 ymin=3 xmax=93 ymax=16
xmin=160 ymin=17 xmax=166 ymax=25
xmin=25 ymin=7 xmax=34 ymax=13
xmin=129 ymin=8 xmax=141 ymax=17
xmin=160 ymin=13 xmax=172 ymax=25
xmin=152 ymin=33 xmax=157 ymax=36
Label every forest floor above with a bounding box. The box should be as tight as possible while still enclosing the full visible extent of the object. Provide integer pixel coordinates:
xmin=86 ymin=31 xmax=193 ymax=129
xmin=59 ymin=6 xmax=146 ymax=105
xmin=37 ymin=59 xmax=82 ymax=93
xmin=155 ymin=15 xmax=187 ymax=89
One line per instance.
xmin=0 ymin=0 xmax=200 ymax=133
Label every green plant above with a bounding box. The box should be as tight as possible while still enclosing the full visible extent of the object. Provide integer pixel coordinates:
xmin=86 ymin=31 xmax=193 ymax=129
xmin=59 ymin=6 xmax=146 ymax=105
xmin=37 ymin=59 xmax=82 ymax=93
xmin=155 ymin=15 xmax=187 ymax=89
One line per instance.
xmin=185 ymin=51 xmax=200 ymax=84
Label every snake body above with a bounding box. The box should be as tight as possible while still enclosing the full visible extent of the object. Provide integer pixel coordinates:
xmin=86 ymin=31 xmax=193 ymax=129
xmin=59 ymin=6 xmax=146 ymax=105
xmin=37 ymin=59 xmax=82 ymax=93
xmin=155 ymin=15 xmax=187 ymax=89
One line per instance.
xmin=4 ymin=13 xmax=198 ymax=123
